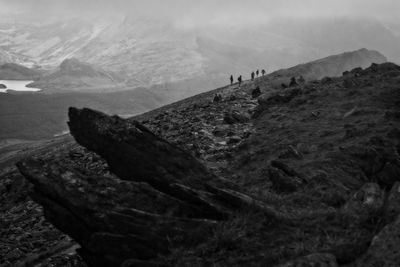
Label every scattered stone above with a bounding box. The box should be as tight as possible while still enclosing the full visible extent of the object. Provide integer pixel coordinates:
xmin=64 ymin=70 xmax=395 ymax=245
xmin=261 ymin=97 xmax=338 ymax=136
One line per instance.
xmin=0 ymin=84 xmax=6 ymax=89
xmin=223 ymin=110 xmax=250 ymax=124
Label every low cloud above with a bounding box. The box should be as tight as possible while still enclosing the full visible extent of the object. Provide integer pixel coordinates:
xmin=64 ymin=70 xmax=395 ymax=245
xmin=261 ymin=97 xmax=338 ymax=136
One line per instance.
xmin=0 ymin=0 xmax=399 ymax=26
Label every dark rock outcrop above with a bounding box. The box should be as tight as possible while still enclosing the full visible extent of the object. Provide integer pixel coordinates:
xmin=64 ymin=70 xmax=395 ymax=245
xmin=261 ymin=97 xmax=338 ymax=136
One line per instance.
xmin=354 ymin=215 xmax=400 ymax=266
xmin=67 ymin=107 xmax=215 ymax=194
xmin=384 ymin=182 xmax=400 ymax=223
xmin=342 ymin=183 xmax=384 ymax=224
xmin=0 ymin=83 xmax=6 ymax=89
xmin=17 ymin=107 xmax=287 ymax=266
xmin=251 ymin=87 xmax=261 ymax=98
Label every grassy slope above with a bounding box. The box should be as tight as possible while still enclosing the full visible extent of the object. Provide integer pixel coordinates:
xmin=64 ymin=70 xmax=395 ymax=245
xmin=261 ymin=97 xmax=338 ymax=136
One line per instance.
xmin=131 ymin=63 xmax=400 ymax=266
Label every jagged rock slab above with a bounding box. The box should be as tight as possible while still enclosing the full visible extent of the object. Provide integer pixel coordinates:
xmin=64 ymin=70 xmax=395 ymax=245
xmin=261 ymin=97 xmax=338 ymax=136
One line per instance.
xmin=17 ymin=155 xmax=218 ymax=266
xmin=17 ymin=107 xmax=291 ymax=266
xmin=68 ymin=107 xmax=215 ymax=194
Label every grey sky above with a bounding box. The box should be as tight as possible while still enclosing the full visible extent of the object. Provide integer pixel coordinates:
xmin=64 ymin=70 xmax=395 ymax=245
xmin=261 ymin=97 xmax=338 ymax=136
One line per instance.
xmin=1 ymin=0 xmax=399 ymax=25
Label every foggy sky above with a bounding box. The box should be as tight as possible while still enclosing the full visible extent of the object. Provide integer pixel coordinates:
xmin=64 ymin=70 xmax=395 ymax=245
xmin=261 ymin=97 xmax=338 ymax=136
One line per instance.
xmin=1 ymin=0 xmax=399 ymax=27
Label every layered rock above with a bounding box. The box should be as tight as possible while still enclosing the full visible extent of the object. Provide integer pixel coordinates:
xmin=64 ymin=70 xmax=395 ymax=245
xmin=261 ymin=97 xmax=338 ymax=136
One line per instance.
xmin=17 ymin=107 xmax=287 ymax=266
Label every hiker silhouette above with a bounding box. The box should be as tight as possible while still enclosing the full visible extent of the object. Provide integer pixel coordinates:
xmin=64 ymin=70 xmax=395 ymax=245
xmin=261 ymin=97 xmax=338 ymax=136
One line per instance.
xmin=238 ymin=75 xmax=242 ymax=87
xmin=230 ymin=75 xmax=234 ymax=85
xmin=251 ymin=72 xmax=255 ymax=81
xmin=262 ymin=69 xmax=266 ymax=76
xmin=256 ymin=69 xmax=259 ymax=77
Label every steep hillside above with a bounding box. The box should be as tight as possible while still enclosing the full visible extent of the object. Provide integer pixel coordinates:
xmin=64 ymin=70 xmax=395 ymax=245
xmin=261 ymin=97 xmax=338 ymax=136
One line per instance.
xmin=27 ymin=58 xmax=124 ymax=92
xmin=0 ymin=63 xmax=42 ymax=80
xmin=1 ymin=62 xmax=399 ymax=266
xmin=0 ymin=49 xmax=388 ymax=141
xmin=270 ymin=48 xmax=387 ymax=81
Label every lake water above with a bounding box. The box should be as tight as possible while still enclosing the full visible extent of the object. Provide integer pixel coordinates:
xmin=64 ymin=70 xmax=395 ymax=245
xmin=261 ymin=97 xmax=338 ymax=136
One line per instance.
xmin=0 ymin=80 xmax=41 ymax=93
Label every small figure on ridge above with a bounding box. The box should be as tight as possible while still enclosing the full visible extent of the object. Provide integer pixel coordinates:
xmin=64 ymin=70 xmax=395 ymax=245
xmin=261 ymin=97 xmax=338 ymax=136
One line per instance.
xmin=262 ymin=69 xmax=266 ymax=76
xmin=238 ymin=75 xmax=242 ymax=87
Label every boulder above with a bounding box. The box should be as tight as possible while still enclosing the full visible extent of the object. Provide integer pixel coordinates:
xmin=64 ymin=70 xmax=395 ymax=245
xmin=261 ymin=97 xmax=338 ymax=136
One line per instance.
xmin=268 ymin=167 xmax=302 ymax=193
xmin=376 ymin=160 xmax=400 ymax=187
xmin=277 ymin=253 xmax=338 ymax=267
xmin=213 ymin=94 xmax=222 ymax=102
xmin=384 ymin=182 xmax=400 ymax=223
xmin=289 ymin=77 xmax=298 ymax=87
xmin=354 ymin=215 xmax=400 ymax=266
xmin=0 ymin=83 xmax=6 ymax=89
xmin=251 ymin=87 xmax=261 ymax=98
xmin=350 ymin=67 xmax=363 ymax=74
xmin=342 ymin=183 xmax=384 ymax=223
xmin=67 ymin=107 xmax=214 ymax=194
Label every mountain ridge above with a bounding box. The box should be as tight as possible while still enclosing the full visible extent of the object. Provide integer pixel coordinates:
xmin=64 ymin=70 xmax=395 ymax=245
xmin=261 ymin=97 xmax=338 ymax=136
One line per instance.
xmin=27 ymin=58 xmax=124 ymax=92
xmin=6 ymin=61 xmax=400 ymax=266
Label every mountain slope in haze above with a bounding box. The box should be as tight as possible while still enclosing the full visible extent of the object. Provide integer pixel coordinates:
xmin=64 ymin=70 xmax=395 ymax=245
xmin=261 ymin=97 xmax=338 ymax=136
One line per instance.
xmin=27 ymin=58 xmax=124 ymax=92
xmin=0 ymin=63 xmax=42 ymax=80
xmin=1 ymin=15 xmax=399 ymax=89
xmin=0 ymin=48 xmax=390 ymax=141
xmin=4 ymin=61 xmax=400 ymax=266
xmin=270 ymin=48 xmax=387 ymax=81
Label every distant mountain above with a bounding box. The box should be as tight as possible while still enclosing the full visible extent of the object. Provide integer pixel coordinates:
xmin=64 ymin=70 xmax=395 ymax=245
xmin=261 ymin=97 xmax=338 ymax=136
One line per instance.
xmin=27 ymin=58 xmax=124 ymax=92
xmin=270 ymin=48 xmax=387 ymax=81
xmin=1 ymin=16 xmax=399 ymax=90
xmin=0 ymin=63 xmax=42 ymax=80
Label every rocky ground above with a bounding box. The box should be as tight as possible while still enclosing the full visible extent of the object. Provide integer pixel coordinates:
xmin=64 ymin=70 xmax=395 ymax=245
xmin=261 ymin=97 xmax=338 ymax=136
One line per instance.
xmin=1 ymin=62 xmax=400 ymax=266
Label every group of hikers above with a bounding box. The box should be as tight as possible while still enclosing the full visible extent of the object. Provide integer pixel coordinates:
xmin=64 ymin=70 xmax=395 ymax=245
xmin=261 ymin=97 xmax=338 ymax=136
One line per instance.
xmin=229 ymin=69 xmax=266 ymax=87
xmin=230 ymin=75 xmax=242 ymax=86
xmin=251 ymin=69 xmax=266 ymax=81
